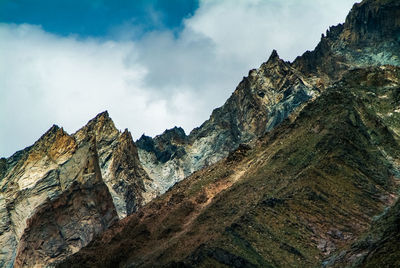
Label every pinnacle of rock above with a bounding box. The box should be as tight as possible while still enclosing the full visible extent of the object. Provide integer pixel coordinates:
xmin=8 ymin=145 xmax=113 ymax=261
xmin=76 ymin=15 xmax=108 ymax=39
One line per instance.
xmin=267 ymin=49 xmax=280 ymax=63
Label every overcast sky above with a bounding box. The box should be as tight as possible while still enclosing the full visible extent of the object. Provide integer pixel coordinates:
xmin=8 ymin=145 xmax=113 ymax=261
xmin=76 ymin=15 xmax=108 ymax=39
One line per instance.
xmin=0 ymin=0 xmax=358 ymax=157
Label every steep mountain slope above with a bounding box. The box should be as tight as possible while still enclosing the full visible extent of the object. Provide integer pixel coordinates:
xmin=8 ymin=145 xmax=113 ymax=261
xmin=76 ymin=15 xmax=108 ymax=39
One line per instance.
xmin=2 ymin=0 xmax=400 ymax=267
xmin=0 ymin=112 xmax=153 ymax=267
xmin=58 ymin=66 xmax=400 ymax=267
xmin=137 ymin=51 xmax=319 ymax=194
xmin=137 ymin=0 xmax=400 ymax=196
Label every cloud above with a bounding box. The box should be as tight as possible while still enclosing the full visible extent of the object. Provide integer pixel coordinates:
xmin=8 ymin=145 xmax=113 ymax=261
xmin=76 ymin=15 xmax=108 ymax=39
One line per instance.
xmin=0 ymin=0 xmax=357 ymax=157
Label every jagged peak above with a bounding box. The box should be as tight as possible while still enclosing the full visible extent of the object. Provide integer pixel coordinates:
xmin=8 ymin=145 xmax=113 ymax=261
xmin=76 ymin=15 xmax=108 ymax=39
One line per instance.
xmin=136 ymin=134 xmax=155 ymax=152
xmin=262 ymin=49 xmax=290 ymax=71
xmin=267 ymin=49 xmax=280 ymax=63
xmin=138 ymin=133 xmax=150 ymax=140
xmin=20 ymin=124 xmax=77 ymax=163
xmin=73 ymin=110 xmax=119 ymax=144
xmin=155 ymin=126 xmax=188 ymax=145
xmin=95 ymin=110 xmax=109 ymax=119
xmin=160 ymin=126 xmax=186 ymax=137
xmin=120 ymin=128 xmax=133 ymax=141
xmin=36 ymin=124 xmax=66 ymax=143
xmin=118 ymin=129 xmax=140 ymax=154
xmin=46 ymin=124 xmax=60 ymax=133
xmin=86 ymin=111 xmax=112 ymax=126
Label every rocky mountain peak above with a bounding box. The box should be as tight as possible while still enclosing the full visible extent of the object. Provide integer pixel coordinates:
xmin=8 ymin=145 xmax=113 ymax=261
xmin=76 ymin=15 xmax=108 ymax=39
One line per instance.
xmin=137 ymin=126 xmax=188 ymax=165
xmin=5 ymin=0 xmax=400 ymax=266
xmin=0 ymin=111 xmax=154 ymax=267
xmin=73 ymin=111 xmax=119 ymax=146
xmin=156 ymin=127 xmax=188 ymax=146
xmin=14 ymin=139 xmax=118 ymax=268
xmin=266 ymin=49 xmax=281 ymax=64
xmin=120 ymin=128 xmax=132 ymax=141
xmin=35 ymin=124 xmax=64 ymax=148
xmin=82 ymin=111 xmax=113 ymax=131
xmin=136 ymin=0 xmax=400 ymax=199
xmin=43 ymin=124 xmax=60 ymax=134
xmin=259 ymin=49 xmax=289 ymax=77
xmin=19 ymin=125 xmax=77 ymax=173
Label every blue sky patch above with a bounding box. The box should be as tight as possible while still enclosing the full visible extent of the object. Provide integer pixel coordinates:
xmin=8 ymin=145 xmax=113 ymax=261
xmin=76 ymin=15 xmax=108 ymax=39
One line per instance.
xmin=0 ymin=0 xmax=199 ymax=37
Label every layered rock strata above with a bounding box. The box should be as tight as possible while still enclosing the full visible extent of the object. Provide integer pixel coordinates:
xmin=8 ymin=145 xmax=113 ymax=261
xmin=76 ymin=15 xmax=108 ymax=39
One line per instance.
xmin=0 ymin=112 xmax=152 ymax=267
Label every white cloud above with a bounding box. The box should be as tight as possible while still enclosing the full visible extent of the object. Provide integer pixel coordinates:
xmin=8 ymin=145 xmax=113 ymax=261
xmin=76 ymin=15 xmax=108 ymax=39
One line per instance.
xmin=0 ymin=0 xmax=357 ymax=157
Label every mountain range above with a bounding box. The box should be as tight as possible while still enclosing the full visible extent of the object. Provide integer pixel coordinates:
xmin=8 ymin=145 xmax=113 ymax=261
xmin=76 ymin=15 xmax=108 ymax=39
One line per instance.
xmin=1 ymin=0 xmax=400 ymax=267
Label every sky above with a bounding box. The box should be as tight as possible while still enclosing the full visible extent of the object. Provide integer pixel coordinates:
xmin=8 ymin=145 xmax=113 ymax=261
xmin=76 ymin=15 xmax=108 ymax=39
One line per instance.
xmin=0 ymin=0 xmax=358 ymax=158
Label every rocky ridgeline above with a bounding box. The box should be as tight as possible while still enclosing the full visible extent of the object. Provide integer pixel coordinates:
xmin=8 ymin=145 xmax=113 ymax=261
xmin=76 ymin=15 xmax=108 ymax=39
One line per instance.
xmin=0 ymin=112 xmax=153 ymax=267
xmin=136 ymin=0 xmax=400 ymax=195
xmin=137 ymin=50 xmax=320 ymax=194
xmin=2 ymin=0 xmax=400 ymax=266
xmin=59 ymin=65 xmax=400 ymax=267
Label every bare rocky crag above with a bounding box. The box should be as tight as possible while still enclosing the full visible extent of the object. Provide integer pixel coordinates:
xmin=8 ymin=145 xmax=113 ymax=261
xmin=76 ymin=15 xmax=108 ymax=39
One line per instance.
xmin=136 ymin=0 xmax=400 ymax=195
xmin=137 ymin=51 xmax=320 ymax=194
xmin=59 ymin=66 xmax=400 ymax=267
xmin=2 ymin=0 xmax=400 ymax=267
xmin=59 ymin=0 xmax=400 ymax=267
xmin=0 ymin=112 xmax=153 ymax=267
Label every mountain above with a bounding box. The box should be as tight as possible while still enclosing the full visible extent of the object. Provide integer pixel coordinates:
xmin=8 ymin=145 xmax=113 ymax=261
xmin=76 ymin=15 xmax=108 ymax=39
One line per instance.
xmin=2 ymin=0 xmax=400 ymax=267
xmin=59 ymin=66 xmax=400 ymax=267
xmin=0 ymin=112 xmax=154 ymax=267
xmin=137 ymin=50 xmax=319 ymax=194
xmin=136 ymin=0 xmax=400 ymax=195
xmin=55 ymin=0 xmax=400 ymax=267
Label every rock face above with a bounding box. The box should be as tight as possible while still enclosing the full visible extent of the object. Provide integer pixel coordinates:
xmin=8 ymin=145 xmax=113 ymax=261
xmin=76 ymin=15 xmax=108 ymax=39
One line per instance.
xmin=137 ymin=50 xmax=319 ymax=194
xmin=293 ymin=0 xmax=400 ymax=81
xmin=14 ymin=139 xmax=117 ymax=268
xmin=0 ymin=112 xmax=152 ymax=267
xmin=74 ymin=112 xmax=155 ymax=217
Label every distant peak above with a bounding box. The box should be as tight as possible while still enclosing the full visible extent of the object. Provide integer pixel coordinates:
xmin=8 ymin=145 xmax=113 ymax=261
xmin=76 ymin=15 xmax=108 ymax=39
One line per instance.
xmin=158 ymin=126 xmax=187 ymax=141
xmin=167 ymin=126 xmax=186 ymax=135
xmin=86 ymin=111 xmax=113 ymax=127
xmin=95 ymin=111 xmax=109 ymax=120
xmin=121 ymin=128 xmax=132 ymax=138
xmin=73 ymin=110 xmax=118 ymax=144
xmin=41 ymin=124 xmax=61 ymax=139
xmin=35 ymin=124 xmax=72 ymax=149
xmin=49 ymin=124 xmax=60 ymax=132
xmin=138 ymin=134 xmax=151 ymax=141
xmin=267 ymin=49 xmax=280 ymax=63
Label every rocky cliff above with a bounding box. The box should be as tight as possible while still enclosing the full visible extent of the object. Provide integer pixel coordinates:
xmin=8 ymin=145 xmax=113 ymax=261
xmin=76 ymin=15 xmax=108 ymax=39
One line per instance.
xmin=0 ymin=112 xmax=153 ymax=267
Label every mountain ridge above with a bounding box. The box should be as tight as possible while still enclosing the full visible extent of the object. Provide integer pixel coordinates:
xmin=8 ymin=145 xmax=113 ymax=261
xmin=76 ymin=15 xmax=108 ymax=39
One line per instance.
xmin=2 ymin=0 xmax=400 ymax=266
xmin=58 ymin=65 xmax=400 ymax=267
